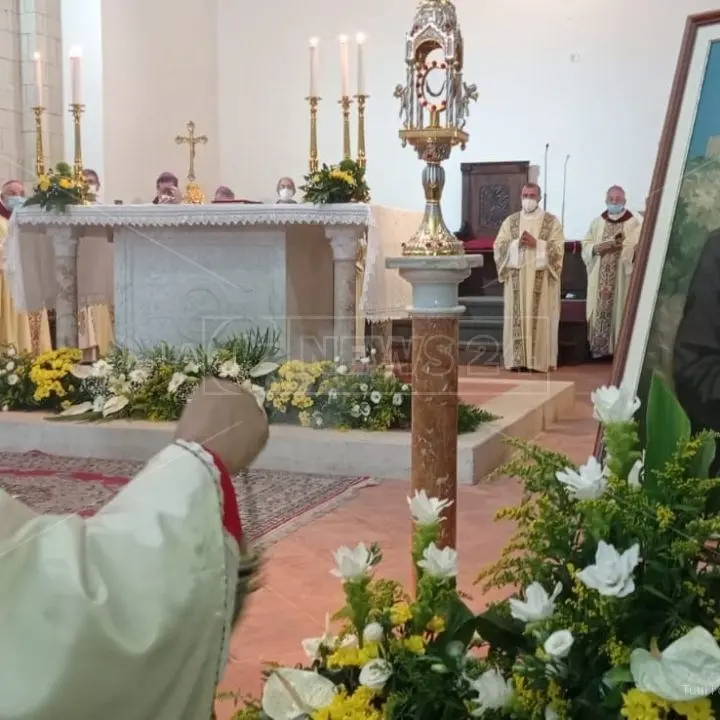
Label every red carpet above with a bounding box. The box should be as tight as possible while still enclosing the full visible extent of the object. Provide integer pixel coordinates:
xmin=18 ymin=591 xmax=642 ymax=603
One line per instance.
xmin=0 ymin=451 xmax=371 ymax=546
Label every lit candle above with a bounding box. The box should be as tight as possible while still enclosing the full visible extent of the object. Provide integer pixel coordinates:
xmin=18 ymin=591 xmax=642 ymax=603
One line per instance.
xmin=33 ymin=51 xmax=43 ymax=107
xmin=68 ymin=46 xmax=82 ymax=105
xmin=356 ymin=33 xmax=366 ymax=96
xmin=309 ymin=37 xmax=319 ymax=97
xmin=339 ymin=35 xmax=350 ymax=98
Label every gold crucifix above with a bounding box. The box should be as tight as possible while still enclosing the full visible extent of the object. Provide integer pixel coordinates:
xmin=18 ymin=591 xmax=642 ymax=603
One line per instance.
xmin=175 ymin=120 xmax=207 ymax=183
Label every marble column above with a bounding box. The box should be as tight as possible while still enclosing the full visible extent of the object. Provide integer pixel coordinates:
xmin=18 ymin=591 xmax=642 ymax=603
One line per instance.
xmin=52 ymin=227 xmax=79 ymax=348
xmin=326 ymin=226 xmax=362 ymax=362
xmin=386 ymin=255 xmax=483 ymax=549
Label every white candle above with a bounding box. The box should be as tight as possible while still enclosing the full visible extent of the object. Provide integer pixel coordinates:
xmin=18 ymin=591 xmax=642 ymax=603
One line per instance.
xmin=356 ymin=33 xmax=366 ymax=96
xmin=339 ymin=35 xmax=350 ymax=98
xmin=309 ymin=37 xmax=319 ymax=97
xmin=68 ymin=46 xmax=82 ymax=104
xmin=33 ymin=51 xmax=43 ymax=107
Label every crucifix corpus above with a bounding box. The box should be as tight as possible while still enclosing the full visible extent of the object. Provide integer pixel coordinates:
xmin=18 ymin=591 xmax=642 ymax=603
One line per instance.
xmin=175 ymin=120 xmax=208 ymax=204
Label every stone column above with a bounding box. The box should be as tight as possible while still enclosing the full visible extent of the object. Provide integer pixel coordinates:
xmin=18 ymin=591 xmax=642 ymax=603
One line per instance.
xmin=326 ymin=226 xmax=362 ymax=362
xmin=386 ymin=255 xmax=483 ymax=549
xmin=52 ymin=226 xmax=79 ymax=348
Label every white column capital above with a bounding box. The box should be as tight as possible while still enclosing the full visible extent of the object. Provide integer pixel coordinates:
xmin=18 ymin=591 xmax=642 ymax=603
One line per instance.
xmin=325 ymin=225 xmax=363 ymax=261
xmin=386 ymin=255 xmax=484 ymax=316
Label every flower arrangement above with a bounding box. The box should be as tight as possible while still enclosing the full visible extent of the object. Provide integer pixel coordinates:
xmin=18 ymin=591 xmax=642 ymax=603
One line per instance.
xmin=28 ymin=347 xmax=83 ymax=408
xmin=25 ymin=162 xmax=91 ymax=212
xmin=471 ymin=376 xmax=720 ymax=719
xmin=0 ymin=345 xmax=34 ymax=411
xmin=301 ymin=159 xmax=370 ymax=204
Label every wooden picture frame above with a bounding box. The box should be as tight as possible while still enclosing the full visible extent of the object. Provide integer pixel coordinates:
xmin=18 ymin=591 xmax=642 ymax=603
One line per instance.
xmin=597 ymin=10 xmax=720 ymax=453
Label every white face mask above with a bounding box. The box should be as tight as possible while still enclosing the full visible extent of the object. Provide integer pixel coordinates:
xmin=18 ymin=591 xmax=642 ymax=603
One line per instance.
xmin=4 ymin=195 xmax=25 ymax=210
xmin=278 ymin=188 xmax=294 ymax=201
xmin=521 ymin=198 xmax=539 ymax=213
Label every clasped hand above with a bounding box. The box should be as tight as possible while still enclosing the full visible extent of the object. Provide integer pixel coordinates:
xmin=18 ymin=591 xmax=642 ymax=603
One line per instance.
xmin=520 ymin=231 xmax=537 ymax=248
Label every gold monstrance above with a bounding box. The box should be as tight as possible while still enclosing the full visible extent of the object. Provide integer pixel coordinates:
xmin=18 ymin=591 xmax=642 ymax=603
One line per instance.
xmin=175 ymin=120 xmax=208 ymax=204
xmin=396 ymin=0 xmax=477 ymax=255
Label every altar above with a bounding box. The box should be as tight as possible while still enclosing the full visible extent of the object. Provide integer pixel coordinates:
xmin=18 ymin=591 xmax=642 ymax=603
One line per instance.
xmin=5 ymin=203 xmax=420 ymax=361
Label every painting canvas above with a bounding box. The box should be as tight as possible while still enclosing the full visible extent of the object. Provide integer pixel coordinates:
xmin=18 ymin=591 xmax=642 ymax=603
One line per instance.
xmin=608 ymin=12 xmax=720 ymax=452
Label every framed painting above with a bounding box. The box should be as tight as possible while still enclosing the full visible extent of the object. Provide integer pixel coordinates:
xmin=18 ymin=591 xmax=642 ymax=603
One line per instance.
xmin=601 ymin=11 xmax=720 ymax=456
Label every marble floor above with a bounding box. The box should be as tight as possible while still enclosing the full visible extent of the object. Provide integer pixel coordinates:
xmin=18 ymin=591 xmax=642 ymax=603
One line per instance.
xmin=215 ymin=361 xmax=611 ymax=717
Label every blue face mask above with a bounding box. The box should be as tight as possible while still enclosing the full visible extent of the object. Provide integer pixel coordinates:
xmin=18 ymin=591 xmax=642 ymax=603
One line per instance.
xmin=606 ymin=203 xmax=624 ymax=215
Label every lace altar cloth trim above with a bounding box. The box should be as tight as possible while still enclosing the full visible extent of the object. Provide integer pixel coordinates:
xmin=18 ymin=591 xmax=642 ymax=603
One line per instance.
xmin=13 ymin=203 xmax=373 ymax=228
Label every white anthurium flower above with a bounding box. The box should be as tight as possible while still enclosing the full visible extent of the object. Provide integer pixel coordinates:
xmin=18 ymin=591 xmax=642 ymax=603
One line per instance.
xmin=407 ymin=489 xmax=453 ymax=526
xmin=628 ymin=451 xmax=645 ymax=489
xmin=218 ymin=360 xmax=241 ymax=379
xmin=70 ymin=364 xmax=92 ymax=380
xmin=92 ymin=395 xmax=106 ymax=413
xmin=301 ymin=613 xmax=332 ymax=661
xmin=509 ymin=581 xmax=562 ymax=623
xmin=336 ymin=364 xmax=348 ymax=375
xmin=102 ymin=395 xmax=129 ymax=418
xmin=590 ymin=385 xmax=641 ymax=425
xmin=417 ymin=542 xmax=458 ymax=579
xmin=330 ymin=542 xmax=375 ymax=581
xmin=469 ymin=668 xmax=513 ymax=714
xmin=250 ymin=361 xmax=280 ymax=378
xmin=59 ymin=402 xmax=94 ymax=417
xmin=359 ymin=658 xmax=392 ymax=690
xmin=630 ymin=626 xmax=720 ymax=702
xmin=556 ymin=456 xmax=607 ymax=500
xmin=577 ymin=541 xmax=640 ymax=598
xmin=544 ymin=630 xmax=574 ymax=659
xmin=261 ymin=667 xmax=336 ymax=720
xmin=167 ymin=372 xmax=188 ymax=394
xmin=362 ymin=622 xmax=384 ymax=644
xmin=6 ymin=374 xmax=18 ymax=386
xmin=240 ymin=379 xmax=267 ymax=410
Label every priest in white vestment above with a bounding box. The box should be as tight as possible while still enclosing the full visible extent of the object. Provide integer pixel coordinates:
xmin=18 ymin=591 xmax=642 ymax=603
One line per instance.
xmin=494 ymin=183 xmax=565 ymax=372
xmin=581 ymin=185 xmax=642 ymax=358
xmin=0 ymin=378 xmax=268 ymax=720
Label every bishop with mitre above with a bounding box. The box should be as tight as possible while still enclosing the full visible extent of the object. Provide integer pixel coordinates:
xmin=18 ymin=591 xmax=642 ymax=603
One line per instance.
xmin=581 ymin=184 xmax=642 ymax=358
xmin=0 ymin=378 xmax=268 ymax=719
xmin=494 ymin=183 xmax=565 ymax=372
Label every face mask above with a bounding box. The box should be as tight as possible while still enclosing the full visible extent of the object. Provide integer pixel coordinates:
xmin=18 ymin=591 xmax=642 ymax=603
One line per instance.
xmin=521 ymin=198 xmax=538 ymax=213
xmin=279 ymin=188 xmax=294 ymax=201
xmin=606 ymin=203 xmax=624 ymax=215
xmin=5 ymin=196 xmax=25 ymax=210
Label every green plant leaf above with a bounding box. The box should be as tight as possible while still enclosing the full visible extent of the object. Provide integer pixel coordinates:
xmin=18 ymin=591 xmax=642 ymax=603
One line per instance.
xmin=473 ymin=608 xmax=528 ymax=657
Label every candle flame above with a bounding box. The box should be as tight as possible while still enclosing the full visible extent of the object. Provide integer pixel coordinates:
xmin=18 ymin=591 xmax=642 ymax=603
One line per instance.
xmin=338 ymin=34 xmax=348 ymax=43
xmin=69 ymin=45 xmax=82 ymax=58
xmin=33 ymin=51 xmax=41 ymax=61
xmin=356 ymin=32 xmax=366 ymax=44
xmin=309 ymin=37 xmax=319 ymax=47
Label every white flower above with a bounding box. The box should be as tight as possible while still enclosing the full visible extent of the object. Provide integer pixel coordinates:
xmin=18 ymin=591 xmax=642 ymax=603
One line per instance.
xmin=360 ymin=402 xmax=370 ymax=417
xmin=102 ymin=395 xmax=129 ymax=417
xmin=92 ymin=395 xmax=105 ymax=413
xmin=359 ymin=356 xmax=371 ymax=365
xmin=59 ymin=401 xmax=94 ymax=417
xmin=334 ymin=356 xmax=341 ymax=363
xmin=509 ymin=581 xmax=562 ymax=623
xmin=469 ymin=669 xmax=513 ymax=714
xmin=370 ymin=390 xmax=382 ymax=404
xmin=6 ymin=373 xmax=18 ymax=386
xmin=261 ymin=668 xmax=335 ymax=719
xmin=330 ymin=542 xmax=375 ymax=580
xmin=168 ymin=372 xmax=188 ymax=394
xmin=91 ymin=359 xmax=112 ymax=378
xmin=407 ymin=489 xmax=453 ymax=526
xmin=240 ymin=379 xmax=267 ymax=410
xmin=183 ymin=361 xmax=201 ymax=375
xmin=5 ymin=361 xmax=15 ymax=372
xmin=218 ymin=360 xmax=241 ymax=379
xmin=417 ymin=542 xmax=458 ymax=579
xmin=401 ymin=384 xmax=409 ymax=391
xmin=301 ymin=613 xmax=332 ymax=661
xmin=362 ymin=622 xmax=384 ymax=644
xmin=630 ymin=626 xmax=720 ymax=701
xmin=359 ymin=659 xmax=392 ymax=690
xmin=6 ymin=347 xmax=16 ymax=357
xmin=312 ymin=412 xmax=323 ymax=428
xmin=328 ymin=388 xmax=338 ymax=402
xmin=591 ymin=385 xmax=641 ymax=424
xmin=544 ymin=630 xmax=574 ymax=659
xmin=556 ymin=456 xmax=607 ymax=500
xmin=109 ymin=374 xmax=131 ymax=396
xmin=1 ymin=405 xmax=7 ymax=412
xmin=129 ymin=368 xmax=149 ymax=385
xmin=360 ymin=383 xmax=369 ymax=392
xmin=350 ymin=404 xmax=361 ymax=418
xmin=392 ymin=393 xmax=403 ymax=406
xmin=628 ymin=451 xmax=645 ymax=489
xmin=577 ymin=541 xmax=640 ymax=598
xmin=370 ymin=348 xmax=377 ymax=356
xmin=545 ymin=708 xmax=559 ymax=720
xmin=249 ymin=361 xmax=279 ymax=378
xmin=336 ymin=364 xmax=348 ymax=375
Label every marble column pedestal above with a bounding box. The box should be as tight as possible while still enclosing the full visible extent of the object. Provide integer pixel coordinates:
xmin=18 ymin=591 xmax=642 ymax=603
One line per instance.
xmin=386 ymin=255 xmax=483 ymax=549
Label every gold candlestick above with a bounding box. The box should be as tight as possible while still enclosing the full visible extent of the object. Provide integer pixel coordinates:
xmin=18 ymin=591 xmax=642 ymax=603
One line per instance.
xmin=32 ymin=106 xmax=46 ymax=177
xmin=306 ymin=96 xmax=320 ymax=173
xmin=355 ymin=94 xmax=368 ymax=169
xmin=69 ymin=103 xmax=90 ymax=202
xmin=339 ymin=96 xmax=353 ymax=161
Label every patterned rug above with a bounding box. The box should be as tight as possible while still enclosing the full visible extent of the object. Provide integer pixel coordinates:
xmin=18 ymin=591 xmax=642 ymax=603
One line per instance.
xmin=0 ymin=451 xmax=372 ymax=547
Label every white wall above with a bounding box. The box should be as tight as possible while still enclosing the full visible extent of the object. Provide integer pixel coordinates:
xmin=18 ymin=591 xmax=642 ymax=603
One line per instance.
xmin=217 ymin=0 xmax=720 ymax=237
xmin=60 ymin=0 xmax=103 ymax=182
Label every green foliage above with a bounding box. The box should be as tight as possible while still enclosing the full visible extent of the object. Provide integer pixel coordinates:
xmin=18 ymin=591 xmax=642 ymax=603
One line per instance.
xmin=301 ymin=159 xmax=371 ymax=204
xmin=0 ymin=345 xmax=36 ymax=410
xmin=24 ymin=162 xmax=91 ymax=212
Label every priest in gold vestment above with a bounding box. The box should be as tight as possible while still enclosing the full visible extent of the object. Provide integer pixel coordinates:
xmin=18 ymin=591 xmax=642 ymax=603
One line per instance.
xmin=494 ymin=183 xmax=565 ymax=372
xmin=581 ymin=185 xmax=642 ymax=358
xmin=0 ymin=180 xmax=51 ymax=354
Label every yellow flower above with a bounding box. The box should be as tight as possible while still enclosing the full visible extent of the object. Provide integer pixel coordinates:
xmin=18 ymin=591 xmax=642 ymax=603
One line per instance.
xmin=58 ymin=177 xmax=72 ymax=189
xmin=326 ymin=642 xmax=379 ymax=669
xmin=402 ymin=635 xmax=425 ymax=655
xmin=426 ymin=615 xmax=445 ymax=633
xmin=655 ymin=505 xmax=675 ymax=529
xmin=671 ymin=698 xmax=713 ymax=720
xmin=389 ymin=601 xmax=412 ymax=626
xmin=312 ymin=686 xmax=381 ymax=720
xmin=38 ymin=176 xmax=50 ymax=191
xmin=330 ymin=169 xmax=356 ymax=186
xmin=620 ymin=689 xmax=669 ymax=720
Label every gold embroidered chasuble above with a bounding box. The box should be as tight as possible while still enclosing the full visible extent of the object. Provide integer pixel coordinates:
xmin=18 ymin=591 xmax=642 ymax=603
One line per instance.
xmin=581 ymin=211 xmax=641 ymax=358
xmin=494 ymin=210 xmax=565 ymax=372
